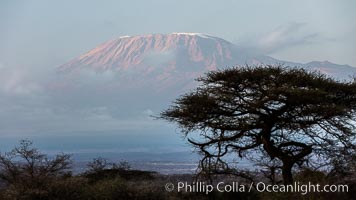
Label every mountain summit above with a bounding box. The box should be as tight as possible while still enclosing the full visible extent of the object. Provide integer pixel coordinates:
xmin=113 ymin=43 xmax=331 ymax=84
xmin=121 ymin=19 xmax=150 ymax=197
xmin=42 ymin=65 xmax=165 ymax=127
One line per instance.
xmin=60 ymin=33 xmax=278 ymax=72
xmin=60 ymin=33 xmax=356 ymax=84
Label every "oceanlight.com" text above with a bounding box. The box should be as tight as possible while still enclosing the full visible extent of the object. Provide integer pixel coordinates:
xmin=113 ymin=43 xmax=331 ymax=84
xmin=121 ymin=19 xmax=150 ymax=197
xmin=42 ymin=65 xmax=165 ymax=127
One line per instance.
xmin=170 ymin=181 xmax=348 ymax=195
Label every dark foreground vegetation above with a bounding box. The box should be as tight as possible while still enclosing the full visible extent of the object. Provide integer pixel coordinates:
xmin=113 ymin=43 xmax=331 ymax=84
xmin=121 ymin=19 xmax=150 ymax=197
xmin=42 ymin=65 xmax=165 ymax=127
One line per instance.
xmin=1 ymin=65 xmax=355 ymax=199
xmin=0 ymin=141 xmax=354 ymax=199
xmin=161 ymin=65 xmax=356 ymax=186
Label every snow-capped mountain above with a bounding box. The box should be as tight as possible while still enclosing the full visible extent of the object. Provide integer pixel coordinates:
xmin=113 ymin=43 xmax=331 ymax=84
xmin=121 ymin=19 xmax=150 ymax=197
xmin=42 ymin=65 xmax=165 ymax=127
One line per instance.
xmin=60 ymin=33 xmax=356 ymax=90
xmin=60 ymin=33 xmax=274 ymax=71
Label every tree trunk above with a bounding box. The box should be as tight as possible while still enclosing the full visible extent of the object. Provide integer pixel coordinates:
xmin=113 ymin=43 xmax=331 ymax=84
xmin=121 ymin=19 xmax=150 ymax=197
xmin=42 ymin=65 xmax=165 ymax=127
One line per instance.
xmin=282 ymin=162 xmax=293 ymax=185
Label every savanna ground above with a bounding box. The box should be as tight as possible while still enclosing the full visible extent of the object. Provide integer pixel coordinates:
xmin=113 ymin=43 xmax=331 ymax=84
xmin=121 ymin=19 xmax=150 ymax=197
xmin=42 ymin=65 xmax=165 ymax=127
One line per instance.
xmin=0 ymin=140 xmax=354 ymax=200
xmin=1 ymin=66 xmax=356 ymax=200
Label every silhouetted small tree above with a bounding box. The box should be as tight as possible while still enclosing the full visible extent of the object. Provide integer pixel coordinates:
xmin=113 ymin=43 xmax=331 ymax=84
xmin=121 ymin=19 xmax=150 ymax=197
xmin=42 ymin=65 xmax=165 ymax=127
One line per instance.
xmin=113 ymin=160 xmax=131 ymax=171
xmin=87 ymin=158 xmax=131 ymax=173
xmin=87 ymin=157 xmax=108 ymax=172
xmin=161 ymin=65 xmax=356 ymax=184
xmin=0 ymin=139 xmax=71 ymax=198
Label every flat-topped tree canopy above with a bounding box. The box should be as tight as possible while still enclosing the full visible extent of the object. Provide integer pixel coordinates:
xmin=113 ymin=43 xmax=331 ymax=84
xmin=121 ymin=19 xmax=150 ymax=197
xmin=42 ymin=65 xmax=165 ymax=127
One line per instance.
xmin=161 ymin=65 xmax=356 ymax=184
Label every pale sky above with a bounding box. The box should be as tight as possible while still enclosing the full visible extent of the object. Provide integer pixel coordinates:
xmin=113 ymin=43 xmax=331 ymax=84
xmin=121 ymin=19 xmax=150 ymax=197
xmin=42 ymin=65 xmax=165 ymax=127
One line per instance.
xmin=0 ymin=0 xmax=356 ymax=151
xmin=1 ymin=0 xmax=356 ymax=69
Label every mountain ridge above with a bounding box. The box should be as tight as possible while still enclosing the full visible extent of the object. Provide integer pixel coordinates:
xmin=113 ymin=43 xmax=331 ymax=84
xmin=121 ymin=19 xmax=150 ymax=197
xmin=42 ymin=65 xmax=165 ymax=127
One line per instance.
xmin=59 ymin=33 xmax=356 ymax=85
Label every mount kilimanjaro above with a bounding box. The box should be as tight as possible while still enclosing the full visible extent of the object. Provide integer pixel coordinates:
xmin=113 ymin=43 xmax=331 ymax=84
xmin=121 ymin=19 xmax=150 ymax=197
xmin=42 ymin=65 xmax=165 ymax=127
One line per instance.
xmin=60 ymin=33 xmax=356 ymax=92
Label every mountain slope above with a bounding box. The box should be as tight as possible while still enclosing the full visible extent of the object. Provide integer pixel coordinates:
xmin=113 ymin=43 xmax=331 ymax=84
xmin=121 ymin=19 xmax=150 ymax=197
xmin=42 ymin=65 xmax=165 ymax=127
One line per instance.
xmin=61 ymin=33 xmax=237 ymax=72
xmin=60 ymin=33 xmax=356 ymax=88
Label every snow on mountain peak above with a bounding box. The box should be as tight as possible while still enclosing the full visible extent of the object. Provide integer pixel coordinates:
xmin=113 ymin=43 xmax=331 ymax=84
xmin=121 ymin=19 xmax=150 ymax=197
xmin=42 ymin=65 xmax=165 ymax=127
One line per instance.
xmin=60 ymin=33 xmax=237 ymax=72
xmin=171 ymin=32 xmax=212 ymax=38
xmin=119 ymin=35 xmax=131 ymax=39
xmin=59 ymin=33 xmax=356 ymax=84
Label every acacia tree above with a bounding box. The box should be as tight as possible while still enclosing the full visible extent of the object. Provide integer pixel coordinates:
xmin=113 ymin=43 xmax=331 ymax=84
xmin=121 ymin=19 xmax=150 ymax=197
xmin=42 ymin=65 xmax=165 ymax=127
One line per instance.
xmin=0 ymin=140 xmax=71 ymax=197
xmin=161 ymin=65 xmax=356 ymax=184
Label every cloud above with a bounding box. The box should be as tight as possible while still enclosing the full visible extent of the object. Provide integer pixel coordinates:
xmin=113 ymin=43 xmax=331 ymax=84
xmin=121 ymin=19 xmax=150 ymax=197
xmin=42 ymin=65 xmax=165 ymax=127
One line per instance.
xmin=237 ymin=22 xmax=319 ymax=55
xmin=0 ymin=23 xmax=320 ymax=137
xmin=143 ymin=109 xmax=154 ymax=116
xmin=142 ymin=49 xmax=176 ymax=66
xmin=0 ymin=65 xmax=43 ymax=96
xmin=0 ymin=62 xmax=168 ymax=137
